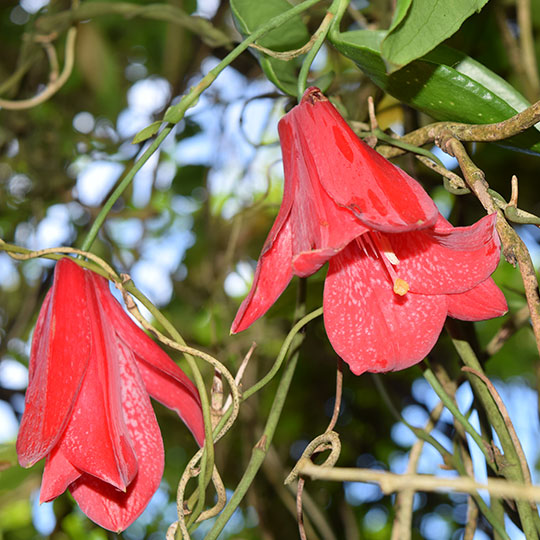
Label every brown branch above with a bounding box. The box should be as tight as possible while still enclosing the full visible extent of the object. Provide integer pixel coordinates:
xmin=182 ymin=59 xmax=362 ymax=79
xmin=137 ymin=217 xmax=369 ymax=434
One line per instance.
xmin=295 ymin=463 xmax=540 ymax=502
xmin=462 ymin=367 xmax=534 ymax=488
xmin=295 ymin=359 xmax=343 ymax=539
xmin=296 ymin=478 xmax=308 ymax=540
xmin=430 ymin=101 xmax=540 ymax=142
xmin=441 ymin=138 xmax=497 ymax=212
xmin=327 ymin=359 xmax=343 ymax=433
xmin=262 ymin=445 xmax=334 ymax=540
xmin=440 ymin=137 xmax=540 ymax=362
xmin=375 ymin=99 xmax=540 ymax=164
xmin=414 ymin=155 xmax=469 ymax=193
xmin=35 ymin=2 xmax=231 ymax=48
xmin=0 ymin=28 xmax=77 ymax=110
xmin=486 ymin=304 xmax=531 ymax=355
xmin=249 ymin=12 xmax=334 ymax=60
xmin=391 ymin=402 xmax=444 ymax=540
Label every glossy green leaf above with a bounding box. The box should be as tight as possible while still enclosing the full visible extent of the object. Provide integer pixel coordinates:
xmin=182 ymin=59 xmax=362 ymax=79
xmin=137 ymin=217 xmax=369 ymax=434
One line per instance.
xmin=132 ymin=121 xmax=162 ymax=144
xmin=230 ymin=0 xmax=310 ymax=96
xmin=381 ymin=0 xmax=490 ymax=69
xmin=330 ymin=29 xmax=540 ymax=154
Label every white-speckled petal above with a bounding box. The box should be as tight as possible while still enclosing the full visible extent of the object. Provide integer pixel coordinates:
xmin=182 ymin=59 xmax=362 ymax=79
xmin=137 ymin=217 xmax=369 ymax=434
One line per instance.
xmin=284 ymin=88 xmax=439 ymax=232
xmin=40 ymin=445 xmax=81 ymax=503
xmin=387 ymin=214 xmax=501 ymax=295
xmin=69 ymin=343 xmax=164 ymax=532
xmin=324 ymin=241 xmax=448 ymax=375
xmin=91 ymin=271 xmax=204 ymax=447
xmin=61 ymin=275 xmax=138 ymax=491
xmin=447 ymin=277 xmax=508 ymax=321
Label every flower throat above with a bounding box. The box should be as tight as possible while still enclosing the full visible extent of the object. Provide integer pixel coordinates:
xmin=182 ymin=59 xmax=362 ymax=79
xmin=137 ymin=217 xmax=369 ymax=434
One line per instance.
xmin=356 ymin=232 xmax=410 ymax=296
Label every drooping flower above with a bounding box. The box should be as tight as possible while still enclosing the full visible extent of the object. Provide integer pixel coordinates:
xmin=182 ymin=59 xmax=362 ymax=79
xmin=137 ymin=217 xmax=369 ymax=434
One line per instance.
xmin=231 ymin=87 xmax=507 ymax=375
xmin=17 ymin=258 xmax=205 ymax=532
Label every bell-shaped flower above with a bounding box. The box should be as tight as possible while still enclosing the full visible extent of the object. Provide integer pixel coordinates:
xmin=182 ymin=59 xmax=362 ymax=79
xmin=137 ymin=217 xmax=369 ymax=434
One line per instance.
xmin=231 ymin=87 xmax=507 ymax=375
xmin=16 ymin=258 xmax=205 ymax=532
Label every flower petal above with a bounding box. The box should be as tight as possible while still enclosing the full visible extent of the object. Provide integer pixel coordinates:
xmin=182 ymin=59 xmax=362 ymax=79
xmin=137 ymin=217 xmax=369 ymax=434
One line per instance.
xmin=69 ymin=344 xmax=164 ymax=532
xmin=17 ymin=258 xmax=91 ymax=468
xmin=231 ymin=121 xmax=299 ymax=333
xmin=61 ymin=274 xmax=138 ymax=491
xmin=136 ymin=360 xmax=205 ymax=447
xmin=324 ymin=241 xmax=448 ymax=374
xmin=447 ymin=278 xmax=508 ymax=321
xmin=40 ymin=446 xmax=81 ymax=503
xmin=231 ymin=217 xmax=294 ymax=333
xmin=282 ymin=87 xmax=439 ymax=233
xmin=91 ymin=273 xmax=204 ymax=446
xmin=388 ymin=213 xmax=501 ymax=294
xmin=293 ymin=248 xmax=342 ymax=277
xmin=279 ymin=115 xmax=368 ymax=275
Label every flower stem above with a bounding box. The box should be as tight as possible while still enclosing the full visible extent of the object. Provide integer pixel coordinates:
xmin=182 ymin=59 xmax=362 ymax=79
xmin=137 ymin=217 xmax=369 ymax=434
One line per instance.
xmin=373 ymin=370 xmax=509 ymax=538
xmin=79 ymin=0 xmax=323 ymax=252
xmin=423 ymin=365 xmax=498 ymax=473
xmin=123 ymin=281 xmax=216 ymax=490
xmin=296 ymin=0 xmax=348 ymax=101
xmin=243 ymin=307 xmax=322 ymax=401
xmin=182 ymin=307 xmax=322 ymax=519
xmin=446 ymin=321 xmax=540 ymax=539
xmin=205 ymin=344 xmax=302 ymax=540
xmin=80 ymin=127 xmax=172 ymax=252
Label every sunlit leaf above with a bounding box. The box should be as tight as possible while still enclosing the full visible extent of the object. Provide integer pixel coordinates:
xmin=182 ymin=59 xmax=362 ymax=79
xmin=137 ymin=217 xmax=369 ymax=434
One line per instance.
xmin=381 ymin=0 xmax=490 ymax=69
xmin=132 ymin=121 xmax=162 ymax=144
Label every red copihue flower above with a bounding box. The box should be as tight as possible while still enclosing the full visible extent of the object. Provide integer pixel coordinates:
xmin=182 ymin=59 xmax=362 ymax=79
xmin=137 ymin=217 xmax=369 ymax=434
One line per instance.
xmin=16 ymin=258 xmax=205 ymax=532
xmin=231 ymin=87 xmax=507 ymax=375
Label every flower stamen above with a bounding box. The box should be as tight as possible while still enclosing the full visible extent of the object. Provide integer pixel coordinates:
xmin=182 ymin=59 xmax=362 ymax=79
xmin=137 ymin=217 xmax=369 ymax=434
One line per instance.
xmin=358 ymin=233 xmax=410 ymax=296
xmin=373 ymin=232 xmax=400 ymax=265
xmin=393 ymin=278 xmax=410 ymax=296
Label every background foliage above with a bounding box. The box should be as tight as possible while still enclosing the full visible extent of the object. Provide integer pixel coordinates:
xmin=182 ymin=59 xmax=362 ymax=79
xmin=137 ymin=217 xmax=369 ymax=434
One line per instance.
xmin=1 ymin=0 xmax=540 ymax=539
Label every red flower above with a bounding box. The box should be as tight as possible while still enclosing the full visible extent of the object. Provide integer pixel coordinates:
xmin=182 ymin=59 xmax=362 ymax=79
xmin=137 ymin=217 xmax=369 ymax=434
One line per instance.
xmin=231 ymin=87 xmax=507 ymax=375
xmin=16 ymin=258 xmax=205 ymax=532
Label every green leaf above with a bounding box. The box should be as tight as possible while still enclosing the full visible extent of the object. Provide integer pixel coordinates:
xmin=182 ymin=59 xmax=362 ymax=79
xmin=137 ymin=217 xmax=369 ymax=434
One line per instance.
xmin=388 ymin=0 xmax=412 ymax=32
xmin=132 ymin=121 xmax=162 ymax=144
xmin=381 ymin=0 xmax=490 ymax=69
xmin=330 ymin=29 xmax=540 ymax=154
xmin=230 ymin=0 xmax=310 ymax=95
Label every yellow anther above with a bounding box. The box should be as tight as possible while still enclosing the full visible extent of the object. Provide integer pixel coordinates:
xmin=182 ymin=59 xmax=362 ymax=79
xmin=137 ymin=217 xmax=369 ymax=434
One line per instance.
xmin=393 ymin=278 xmax=410 ymax=296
